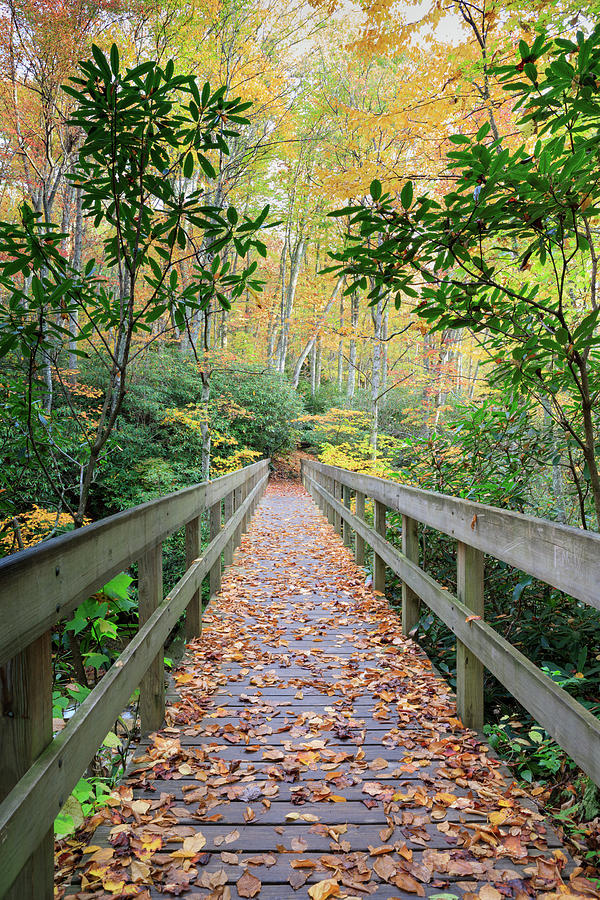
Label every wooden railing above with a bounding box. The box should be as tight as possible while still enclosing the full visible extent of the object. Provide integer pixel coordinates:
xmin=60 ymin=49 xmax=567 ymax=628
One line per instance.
xmin=0 ymin=459 xmax=270 ymax=899
xmin=302 ymin=459 xmax=600 ymax=788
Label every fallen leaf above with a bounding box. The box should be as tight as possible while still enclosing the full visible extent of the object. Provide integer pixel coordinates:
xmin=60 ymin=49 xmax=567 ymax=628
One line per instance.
xmin=237 ymin=871 xmax=262 ymax=897
xmin=308 ymin=878 xmax=341 ymax=899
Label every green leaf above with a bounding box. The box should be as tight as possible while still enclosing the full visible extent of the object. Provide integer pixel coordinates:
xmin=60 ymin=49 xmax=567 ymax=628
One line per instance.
xmin=370 ymin=179 xmax=382 ymax=201
xmin=401 ymin=181 xmax=413 ymax=209
xmin=102 ymin=731 xmax=122 ymax=749
xmin=476 ymin=121 xmax=491 ymax=141
xmin=183 ymin=151 xmax=194 ymax=179
xmin=109 ymin=44 xmax=119 ymax=76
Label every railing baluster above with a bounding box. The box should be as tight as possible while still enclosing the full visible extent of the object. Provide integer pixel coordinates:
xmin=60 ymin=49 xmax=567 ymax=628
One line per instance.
xmin=234 ymin=485 xmax=243 ymax=550
xmin=373 ymin=500 xmax=386 ymax=593
xmin=402 ymin=515 xmax=420 ymax=635
xmin=209 ymin=500 xmax=222 ymax=597
xmin=355 ymin=490 xmax=365 ymax=566
xmin=327 ymin=475 xmax=335 ymax=525
xmin=223 ymin=490 xmax=234 ymax=567
xmin=138 ymin=543 xmax=164 ymax=732
xmin=0 ymin=634 xmax=53 ymax=899
xmin=185 ymin=516 xmax=202 ymax=638
xmin=456 ymin=541 xmax=485 ymax=731
xmin=334 ymin=481 xmax=342 ymax=534
xmin=343 ymin=485 xmax=352 ymax=548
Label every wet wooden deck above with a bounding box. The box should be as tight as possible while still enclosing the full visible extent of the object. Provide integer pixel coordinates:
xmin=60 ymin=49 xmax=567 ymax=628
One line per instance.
xmin=61 ymin=481 xmax=583 ymax=899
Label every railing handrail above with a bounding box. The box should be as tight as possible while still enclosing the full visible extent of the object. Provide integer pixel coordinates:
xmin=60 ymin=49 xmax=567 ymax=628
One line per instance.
xmin=0 ymin=459 xmax=268 ymax=665
xmin=302 ymin=459 xmax=600 ymax=789
xmin=308 ymin=460 xmax=600 ymax=610
xmin=0 ymin=460 xmax=270 ymax=898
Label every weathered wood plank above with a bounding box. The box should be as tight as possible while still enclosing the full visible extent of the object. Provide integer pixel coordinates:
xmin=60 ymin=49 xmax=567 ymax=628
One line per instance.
xmin=0 ymin=461 xmax=269 ymax=665
xmin=401 ymin=515 xmax=419 ymax=635
xmin=304 ymin=461 xmax=600 ymax=609
xmin=456 ymin=542 xmax=485 ymax=732
xmin=185 ymin=515 xmax=202 ymax=639
xmin=355 ymin=490 xmax=366 ymax=567
xmin=138 ymin=544 xmax=165 ymax=734
xmin=210 ymin=500 xmax=222 ymax=598
xmin=373 ymin=499 xmax=386 ymax=594
xmin=0 ymin=472 xmax=269 ymax=897
xmin=0 ymin=632 xmax=53 ymax=899
xmin=305 ymin=471 xmax=600 ymax=786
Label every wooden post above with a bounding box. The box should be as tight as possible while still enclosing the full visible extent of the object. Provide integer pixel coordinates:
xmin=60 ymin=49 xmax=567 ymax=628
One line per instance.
xmin=241 ymin=480 xmax=249 ymax=534
xmin=138 ymin=543 xmax=164 ymax=733
xmin=209 ymin=499 xmax=222 ymax=598
xmin=185 ymin=516 xmax=202 ymax=639
xmin=0 ymin=634 xmax=54 ymax=899
xmin=456 ymin=541 xmax=485 ymax=731
xmin=334 ymin=481 xmax=342 ymax=535
xmin=234 ymin=486 xmax=243 ymax=549
xmin=355 ymin=490 xmax=365 ymax=566
xmin=402 ymin=515 xmax=420 ymax=635
xmin=317 ymin=472 xmax=325 ymax=513
xmin=223 ymin=490 xmax=234 ymax=567
xmin=373 ymin=500 xmax=386 ymax=594
xmin=343 ymin=485 xmax=352 ymax=548
xmin=326 ymin=476 xmax=335 ymax=525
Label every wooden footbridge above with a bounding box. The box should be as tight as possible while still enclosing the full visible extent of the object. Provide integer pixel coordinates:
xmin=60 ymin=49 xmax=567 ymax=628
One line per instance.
xmin=1 ymin=459 xmax=600 ymax=899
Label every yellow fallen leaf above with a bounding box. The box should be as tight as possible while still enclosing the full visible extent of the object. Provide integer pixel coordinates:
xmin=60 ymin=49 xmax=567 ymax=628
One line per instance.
xmin=308 ymin=878 xmax=341 ymax=900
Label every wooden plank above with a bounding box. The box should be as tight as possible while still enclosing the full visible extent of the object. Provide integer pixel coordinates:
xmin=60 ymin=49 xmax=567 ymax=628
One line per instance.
xmin=0 ymin=472 xmax=269 ymax=897
xmin=402 ymin=515 xmax=420 ymax=635
xmin=138 ymin=544 xmax=164 ymax=734
xmin=373 ymin=499 xmax=386 ymax=594
xmin=355 ymin=490 xmax=365 ymax=567
xmin=0 ymin=632 xmax=53 ymax=899
xmin=234 ymin=486 xmax=243 ymax=549
xmin=223 ymin=490 xmax=234 ymax=567
xmin=0 ymin=460 xmax=269 ymax=665
xmin=456 ymin=542 xmax=484 ymax=731
xmin=185 ymin=515 xmax=202 ymax=639
xmin=343 ymin=485 xmax=352 ymax=548
xmin=305 ymin=471 xmax=600 ymax=786
xmin=209 ymin=500 xmax=222 ymax=598
xmin=303 ymin=461 xmax=600 ymax=610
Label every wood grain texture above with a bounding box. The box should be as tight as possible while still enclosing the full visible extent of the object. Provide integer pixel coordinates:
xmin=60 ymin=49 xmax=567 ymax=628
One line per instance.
xmin=0 ymin=471 xmax=269 ymax=897
xmin=305 ymin=461 xmax=600 ymax=609
xmin=355 ymin=490 xmax=365 ymax=567
xmin=138 ymin=544 xmax=165 ymax=734
xmin=401 ymin=514 xmax=419 ymax=636
xmin=0 ymin=632 xmax=53 ymax=899
xmin=373 ymin=499 xmax=386 ymax=594
xmin=209 ymin=500 xmax=222 ymax=598
xmin=224 ymin=490 xmax=234 ymax=567
xmin=185 ymin=515 xmax=202 ymax=639
xmin=304 ymin=470 xmax=600 ymax=786
xmin=0 ymin=461 xmax=269 ymax=665
xmin=456 ymin=542 xmax=485 ymax=732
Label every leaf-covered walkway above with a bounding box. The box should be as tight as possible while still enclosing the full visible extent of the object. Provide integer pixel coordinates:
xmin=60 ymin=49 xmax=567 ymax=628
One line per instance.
xmin=62 ymin=481 xmax=588 ymax=900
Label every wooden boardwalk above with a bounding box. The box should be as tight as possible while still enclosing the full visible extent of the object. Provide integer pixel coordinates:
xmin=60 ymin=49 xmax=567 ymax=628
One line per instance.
xmin=62 ymin=481 xmax=586 ymax=899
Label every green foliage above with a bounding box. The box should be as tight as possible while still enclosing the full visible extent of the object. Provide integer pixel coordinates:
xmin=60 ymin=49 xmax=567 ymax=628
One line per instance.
xmin=210 ymin=368 xmax=304 ymax=457
xmin=329 ymin=26 xmax=600 ymax=526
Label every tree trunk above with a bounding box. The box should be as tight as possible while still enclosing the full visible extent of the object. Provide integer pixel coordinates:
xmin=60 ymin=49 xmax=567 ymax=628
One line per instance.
xmin=370 ymin=296 xmax=384 ymax=459
xmin=278 ymin=236 xmax=306 ymax=374
xmin=337 ymin=293 xmax=344 ymax=391
xmin=291 ymin=278 xmax=343 ymax=389
xmin=347 ymin=292 xmax=358 ymax=399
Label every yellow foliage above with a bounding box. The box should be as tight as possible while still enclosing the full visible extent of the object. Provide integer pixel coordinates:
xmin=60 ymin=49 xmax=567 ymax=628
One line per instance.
xmin=0 ymin=506 xmax=89 ymax=554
